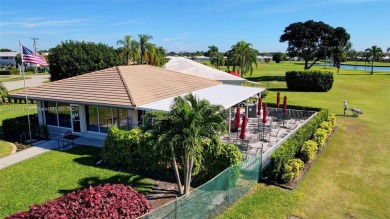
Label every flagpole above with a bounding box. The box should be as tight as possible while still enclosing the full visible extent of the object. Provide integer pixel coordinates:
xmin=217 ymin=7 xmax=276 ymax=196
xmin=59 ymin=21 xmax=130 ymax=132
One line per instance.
xmin=19 ymin=41 xmax=32 ymax=143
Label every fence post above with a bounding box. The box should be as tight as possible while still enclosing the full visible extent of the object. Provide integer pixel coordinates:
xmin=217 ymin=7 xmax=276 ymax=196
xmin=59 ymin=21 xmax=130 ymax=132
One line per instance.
xmin=175 ymin=198 xmax=177 ymax=219
xmin=227 ymin=167 xmax=230 ymax=207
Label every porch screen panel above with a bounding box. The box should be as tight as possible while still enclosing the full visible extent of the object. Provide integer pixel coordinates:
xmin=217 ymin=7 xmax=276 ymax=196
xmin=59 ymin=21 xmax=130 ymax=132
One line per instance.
xmin=118 ymin=108 xmax=129 ymax=130
xmin=44 ymin=101 xmax=58 ymax=126
xmin=99 ymin=106 xmax=113 ymax=133
xmin=86 ymin=106 xmax=99 ymax=132
xmin=57 ymin=102 xmax=71 ymax=128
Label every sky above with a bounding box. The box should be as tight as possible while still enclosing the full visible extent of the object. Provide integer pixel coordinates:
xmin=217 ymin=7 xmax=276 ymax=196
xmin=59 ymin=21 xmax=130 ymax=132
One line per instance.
xmin=1 ymin=0 xmax=389 ymax=53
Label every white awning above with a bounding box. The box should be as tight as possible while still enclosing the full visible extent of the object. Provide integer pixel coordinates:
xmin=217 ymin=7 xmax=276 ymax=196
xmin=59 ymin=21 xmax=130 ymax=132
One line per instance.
xmin=138 ymin=84 xmax=264 ymax=112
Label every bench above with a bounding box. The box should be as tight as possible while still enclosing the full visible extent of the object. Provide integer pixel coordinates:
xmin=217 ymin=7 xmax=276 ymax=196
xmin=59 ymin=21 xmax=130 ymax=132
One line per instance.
xmin=57 ymin=131 xmax=80 ymax=150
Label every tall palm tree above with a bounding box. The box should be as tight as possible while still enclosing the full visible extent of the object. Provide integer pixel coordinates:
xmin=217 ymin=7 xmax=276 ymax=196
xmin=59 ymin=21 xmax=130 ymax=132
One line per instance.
xmin=227 ymin=41 xmax=258 ymax=77
xmin=207 ymin=45 xmax=219 ymax=60
xmin=138 ymin=34 xmax=153 ymax=65
xmin=210 ymin=53 xmax=225 ymax=69
xmin=117 ymin=35 xmax=133 ymax=65
xmin=129 ymin=40 xmax=140 ymax=64
xmin=365 ymin=46 xmax=383 ymax=74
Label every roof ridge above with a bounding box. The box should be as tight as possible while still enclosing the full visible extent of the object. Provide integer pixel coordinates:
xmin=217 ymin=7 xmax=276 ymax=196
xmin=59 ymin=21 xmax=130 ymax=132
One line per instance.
xmin=8 ymin=67 xmax=118 ymax=95
xmin=143 ymin=64 xmax=223 ymax=85
xmin=116 ymin=66 xmax=136 ymax=106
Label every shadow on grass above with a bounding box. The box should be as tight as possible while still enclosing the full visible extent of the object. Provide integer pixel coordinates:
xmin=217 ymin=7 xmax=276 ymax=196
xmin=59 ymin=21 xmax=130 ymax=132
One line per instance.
xmin=247 ymin=76 xmax=285 ymax=82
xmin=267 ymin=88 xmax=289 ymax=92
xmin=58 ymin=175 xmax=154 ymax=195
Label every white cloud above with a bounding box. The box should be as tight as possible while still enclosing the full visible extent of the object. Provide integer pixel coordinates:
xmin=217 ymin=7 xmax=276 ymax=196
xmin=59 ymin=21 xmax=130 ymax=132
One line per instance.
xmin=22 ymin=17 xmax=96 ymax=28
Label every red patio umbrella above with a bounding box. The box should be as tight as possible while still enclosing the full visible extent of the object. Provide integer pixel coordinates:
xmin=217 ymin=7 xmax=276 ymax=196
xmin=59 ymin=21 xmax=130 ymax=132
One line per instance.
xmin=239 ymin=115 xmax=247 ymax=140
xmin=257 ymin=97 xmax=262 ymax=116
xmin=282 ymin=96 xmax=288 ymax=113
xmin=262 ymin=103 xmax=268 ymax=124
xmin=235 ymin=107 xmax=241 ymax=129
xmin=230 ymin=71 xmax=240 ymax=77
xmin=276 ymin=92 xmax=281 ymax=108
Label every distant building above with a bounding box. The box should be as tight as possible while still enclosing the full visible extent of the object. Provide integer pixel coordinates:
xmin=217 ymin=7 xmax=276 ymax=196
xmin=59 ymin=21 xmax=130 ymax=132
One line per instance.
xmin=0 ymin=52 xmax=19 ymax=68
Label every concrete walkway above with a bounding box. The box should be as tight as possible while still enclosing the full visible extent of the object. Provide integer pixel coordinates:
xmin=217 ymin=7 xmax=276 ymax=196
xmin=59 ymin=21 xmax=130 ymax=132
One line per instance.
xmin=2 ymin=74 xmax=50 ymax=91
xmin=0 ymin=140 xmax=57 ymax=170
xmin=0 ymin=135 xmax=104 ymax=171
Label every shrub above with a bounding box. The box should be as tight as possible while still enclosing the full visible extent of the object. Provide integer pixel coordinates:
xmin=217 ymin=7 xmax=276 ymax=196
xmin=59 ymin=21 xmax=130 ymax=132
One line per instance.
xmin=2 ymin=114 xmax=44 ymax=142
xmin=314 ymin=128 xmax=328 ymax=149
xmin=9 ymin=68 xmax=19 ymax=75
xmin=280 ymin=159 xmax=304 ymax=183
xmin=101 ymin=126 xmax=142 ymax=168
xmin=195 ymin=140 xmax=242 ymax=185
xmin=300 ymin=140 xmax=318 ymax=163
xmin=319 ymin=121 xmax=332 ymax=135
xmin=0 ymin=70 xmax=11 ymax=75
xmin=268 ymin=108 xmax=328 ymax=180
xmin=101 ymin=126 xmax=170 ymax=173
xmin=327 ymin=114 xmax=336 ymax=128
xmin=285 ymin=70 xmax=334 ymax=92
xmin=6 ymin=184 xmax=151 ymax=219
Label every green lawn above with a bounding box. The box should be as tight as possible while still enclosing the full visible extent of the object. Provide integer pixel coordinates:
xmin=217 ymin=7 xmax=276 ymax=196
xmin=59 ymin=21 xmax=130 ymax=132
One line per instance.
xmin=0 ymin=104 xmax=37 ymax=132
xmin=0 ymin=146 xmax=153 ymax=218
xmin=0 ymin=140 xmax=13 ymax=157
xmin=218 ymin=62 xmax=390 ymax=218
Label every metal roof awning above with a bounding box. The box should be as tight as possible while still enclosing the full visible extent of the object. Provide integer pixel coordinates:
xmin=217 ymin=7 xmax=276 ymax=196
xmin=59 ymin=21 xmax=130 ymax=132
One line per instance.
xmin=137 ymin=84 xmax=264 ymax=112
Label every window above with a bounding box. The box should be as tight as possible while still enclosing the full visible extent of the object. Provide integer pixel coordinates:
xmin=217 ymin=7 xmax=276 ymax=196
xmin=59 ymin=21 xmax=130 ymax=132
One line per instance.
xmin=44 ymin=102 xmax=58 ymax=126
xmin=118 ymin=108 xmax=129 ymax=130
xmin=57 ymin=102 xmax=71 ymax=128
xmin=99 ymin=106 xmax=113 ymax=133
xmin=86 ymin=106 xmax=99 ymax=132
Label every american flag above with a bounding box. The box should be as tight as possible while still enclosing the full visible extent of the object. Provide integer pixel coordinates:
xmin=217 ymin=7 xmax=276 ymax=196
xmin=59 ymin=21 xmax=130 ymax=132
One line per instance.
xmin=22 ymin=46 xmax=48 ymax=66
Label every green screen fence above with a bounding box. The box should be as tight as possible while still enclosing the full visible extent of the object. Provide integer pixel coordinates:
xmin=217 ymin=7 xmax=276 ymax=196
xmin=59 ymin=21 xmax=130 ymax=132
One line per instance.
xmin=143 ymin=154 xmax=261 ymax=219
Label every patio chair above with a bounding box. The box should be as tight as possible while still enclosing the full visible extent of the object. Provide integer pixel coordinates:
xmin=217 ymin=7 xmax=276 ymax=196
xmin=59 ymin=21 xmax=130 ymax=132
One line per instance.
xmin=268 ymin=128 xmax=280 ymax=141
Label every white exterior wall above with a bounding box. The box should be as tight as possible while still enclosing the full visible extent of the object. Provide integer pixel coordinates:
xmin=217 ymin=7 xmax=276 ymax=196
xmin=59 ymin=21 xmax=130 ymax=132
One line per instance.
xmin=36 ymin=100 xmax=44 ymax=125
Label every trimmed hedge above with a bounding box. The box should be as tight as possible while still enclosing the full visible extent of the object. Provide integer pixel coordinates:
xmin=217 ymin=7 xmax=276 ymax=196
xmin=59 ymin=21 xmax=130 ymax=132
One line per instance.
xmin=0 ymin=70 xmax=11 ymax=75
xmin=281 ymin=158 xmax=304 ymax=183
xmin=300 ymin=140 xmax=318 ymax=163
xmin=286 ymin=70 xmax=334 ymax=92
xmin=2 ymin=114 xmax=48 ymax=141
xmin=268 ymin=108 xmax=328 ymax=180
xmin=327 ymin=114 xmax=336 ymax=128
xmin=319 ymin=121 xmax=332 ymax=135
xmin=6 ymin=184 xmax=151 ymax=219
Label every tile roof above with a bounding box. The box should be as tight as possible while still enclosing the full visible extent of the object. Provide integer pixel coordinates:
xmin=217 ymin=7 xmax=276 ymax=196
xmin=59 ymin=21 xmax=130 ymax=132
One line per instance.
xmin=9 ymin=65 xmax=221 ymax=108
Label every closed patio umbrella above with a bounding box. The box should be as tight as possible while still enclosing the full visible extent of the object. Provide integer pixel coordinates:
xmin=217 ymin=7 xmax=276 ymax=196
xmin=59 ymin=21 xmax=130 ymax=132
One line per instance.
xmin=239 ymin=115 xmax=247 ymax=140
xmin=235 ymin=106 xmax=241 ymax=129
xmin=282 ymin=96 xmax=288 ymax=127
xmin=257 ymin=97 xmax=262 ymax=116
xmin=276 ymin=92 xmax=281 ymax=108
xmin=230 ymin=71 xmax=240 ymax=77
xmin=262 ymin=103 xmax=267 ymax=124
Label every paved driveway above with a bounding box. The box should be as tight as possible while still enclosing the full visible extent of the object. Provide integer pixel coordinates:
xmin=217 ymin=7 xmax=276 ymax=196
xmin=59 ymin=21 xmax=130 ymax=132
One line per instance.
xmin=3 ymin=74 xmax=50 ymax=91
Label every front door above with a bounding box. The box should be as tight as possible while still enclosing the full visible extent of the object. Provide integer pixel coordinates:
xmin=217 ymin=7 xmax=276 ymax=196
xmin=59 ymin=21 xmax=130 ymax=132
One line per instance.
xmin=70 ymin=105 xmax=81 ymax=133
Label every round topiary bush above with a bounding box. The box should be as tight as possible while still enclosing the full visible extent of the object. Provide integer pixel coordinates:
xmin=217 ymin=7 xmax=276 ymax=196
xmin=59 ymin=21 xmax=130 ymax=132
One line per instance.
xmin=327 ymin=114 xmax=336 ymax=128
xmin=285 ymin=70 xmax=334 ymax=92
xmin=314 ymin=128 xmax=328 ymax=149
xmin=6 ymin=184 xmax=151 ymax=219
xmin=319 ymin=121 xmax=332 ymax=136
xmin=281 ymin=158 xmax=304 ymax=183
xmin=300 ymin=140 xmax=318 ymax=163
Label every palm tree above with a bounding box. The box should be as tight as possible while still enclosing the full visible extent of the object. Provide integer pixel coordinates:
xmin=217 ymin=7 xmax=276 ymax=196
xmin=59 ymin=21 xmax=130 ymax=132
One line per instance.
xmin=207 ymin=45 xmax=219 ymax=60
xmin=210 ymin=53 xmax=225 ymax=69
xmin=152 ymin=93 xmax=227 ymax=195
xmin=117 ymin=35 xmax=134 ymax=65
xmin=129 ymin=40 xmax=140 ymax=64
xmin=365 ymin=46 xmax=383 ymax=74
xmin=227 ymin=41 xmax=258 ymax=77
xmin=387 ymin=47 xmax=390 ymax=53
xmin=138 ymin=34 xmax=153 ymax=65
